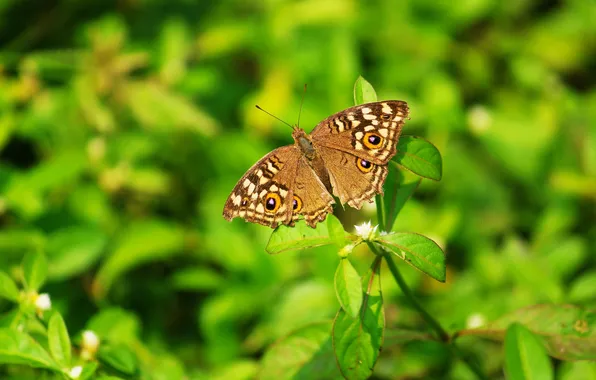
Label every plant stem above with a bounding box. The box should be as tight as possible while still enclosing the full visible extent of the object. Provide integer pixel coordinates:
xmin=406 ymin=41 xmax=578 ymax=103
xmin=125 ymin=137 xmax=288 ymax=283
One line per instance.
xmin=375 ymin=194 xmax=386 ymax=231
xmin=371 ymin=243 xmax=487 ymax=379
xmin=380 ymin=249 xmax=450 ymax=342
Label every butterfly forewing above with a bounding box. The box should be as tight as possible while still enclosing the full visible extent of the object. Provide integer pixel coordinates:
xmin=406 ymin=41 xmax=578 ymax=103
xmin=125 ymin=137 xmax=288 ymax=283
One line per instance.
xmin=310 ymin=101 xmax=409 ymax=165
xmin=223 ymin=145 xmax=300 ymax=228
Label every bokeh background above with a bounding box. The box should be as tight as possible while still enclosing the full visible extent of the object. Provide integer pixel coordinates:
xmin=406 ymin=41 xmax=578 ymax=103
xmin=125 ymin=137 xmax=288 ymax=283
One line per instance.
xmin=1 ymin=0 xmax=595 ymax=378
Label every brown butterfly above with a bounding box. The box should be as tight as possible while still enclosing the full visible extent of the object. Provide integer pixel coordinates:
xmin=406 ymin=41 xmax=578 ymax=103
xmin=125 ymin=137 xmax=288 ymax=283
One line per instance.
xmin=223 ymin=101 xmax=409 ymax=228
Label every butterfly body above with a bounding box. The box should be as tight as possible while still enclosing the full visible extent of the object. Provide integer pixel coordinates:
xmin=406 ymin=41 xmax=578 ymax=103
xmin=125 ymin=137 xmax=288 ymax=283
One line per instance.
xmin=223 ymin=101 xmax=409 ymax=229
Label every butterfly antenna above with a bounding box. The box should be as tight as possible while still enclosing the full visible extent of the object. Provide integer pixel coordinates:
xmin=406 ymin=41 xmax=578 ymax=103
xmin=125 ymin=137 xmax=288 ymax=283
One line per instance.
xmin=297 ymin=84 xmax=307 ymax=128
xmin=255 ymin=105 xmax=295 ymax=130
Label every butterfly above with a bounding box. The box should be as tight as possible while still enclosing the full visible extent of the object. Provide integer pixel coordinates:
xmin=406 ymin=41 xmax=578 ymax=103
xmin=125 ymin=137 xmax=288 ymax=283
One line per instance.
xmin=222 ymin=101 xmax=409 ymax=228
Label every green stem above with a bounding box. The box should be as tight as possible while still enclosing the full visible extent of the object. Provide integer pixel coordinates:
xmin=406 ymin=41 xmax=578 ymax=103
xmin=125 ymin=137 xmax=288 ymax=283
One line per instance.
xmin=370 ymin=243 xmax=487 ymax=379
xmin=381 ymin=249 xmax=449 ymax=342
xmin=375 ymin=194 xmax=386 ymax=231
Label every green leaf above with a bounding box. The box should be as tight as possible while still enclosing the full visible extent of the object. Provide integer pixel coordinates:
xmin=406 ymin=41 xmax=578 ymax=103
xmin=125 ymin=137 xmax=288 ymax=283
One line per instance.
xmin=394 ymin=136 xmax=443 ymax=181
xmin=333 ymin=258 xmax=384 ymax=380
xmin=86 ymin=308 xmax=140 ymax=344
xmin=22 ymin=251 xmax=48 ymax=292
xmin=260 ymin=322 xmax=341 ymax=380
xmin=93 ymin=220 xmax=186 ymax=300
xmin=99 ymin=343 xmax=137 ymax=375
xmin=569 ymin=270 xmax=596 ymax=303
xmin=377 ymin=232 xmax=446 ymax=282
xmin=0 ymin=328 xmax=59 ymax=370
xmin=48 ymin=312 xmax=71 ymax=367
xmin=463 ymin=304 xmax=596 ymax=361
xmin=0 ymin=271 xmax=20 ymax=302
xmin=266 ymin=215 xmax=347 ymax=254
xmin=79 ymin=361 xmax=99 ymax=380
xmin=47 ymin=226 xmax=107 ymax=281
xmin=382 ymin=164 xmax=421 ymax=230
xmin=505 ymin=323 xmax=554 ymax=380
xmin=353 ymin=76 xmax=378 ymax=105
xmin=327 ymin=215 xmax=348 ymax=249
xmin=334 ymin=259 xmax=363 ymax=318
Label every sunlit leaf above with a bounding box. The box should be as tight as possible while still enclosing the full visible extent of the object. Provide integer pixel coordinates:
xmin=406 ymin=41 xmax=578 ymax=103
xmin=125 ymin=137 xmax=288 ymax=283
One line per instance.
xmin=266 ymin=215 xmax=348 ymax=254
xmin=260 ymin=322 xmax=341 ymax=380
xmin=334 ymin=259 xmax=363 ymax=318
xmin=47 ymin=226 xmax=107 ymax=281
xmin=505 ymin=323 xmax=554 ymax=380
xmin=354 ymin=76 xmax=377 ymax=105
xmin=48 ymin=312 xmax=71 ymax=367
xmin=0 ymin=328 xmax=59 ymax=370
xmin=382 ymin=165 xmax=421 ymax=230
xmin=22 ymin=251 xmax=47 ymax=292
xmin=86 ymin=308 xmax=140 ymax=344
xmin=377 ymin=232 xmax=446 ymax=282
xmin=394 ymin=136 xmax=442 ymax=181
xmin=99 ymin=343 xmax=137 ymax=375
xmin=0 ymin=271 xmax=19 ymax=302
xmin=333 ymin=258 xmax=384 ymax=380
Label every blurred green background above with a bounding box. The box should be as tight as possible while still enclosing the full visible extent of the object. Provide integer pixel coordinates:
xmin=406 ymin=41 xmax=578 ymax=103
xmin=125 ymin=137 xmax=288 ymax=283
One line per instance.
xmin=1 ymin=0 xmax=595 ymax=378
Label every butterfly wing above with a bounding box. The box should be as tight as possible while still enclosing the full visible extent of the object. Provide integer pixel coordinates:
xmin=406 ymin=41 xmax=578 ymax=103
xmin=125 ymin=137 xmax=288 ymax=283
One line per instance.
xmin=310 ymin=101 xmax=409 ymax=208
xmin=223 ymin=145 xmax=300 ymax=228
xmin=311 ymin=101 xmax=409 ymax=164
xmin=222 ymin=145 xmax=334 ymax=228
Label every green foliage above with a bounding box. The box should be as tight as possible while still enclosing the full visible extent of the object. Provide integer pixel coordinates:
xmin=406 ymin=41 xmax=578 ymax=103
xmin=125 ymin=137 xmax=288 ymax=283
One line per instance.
xmin=1 ymin=0 xmax=595 ymax=379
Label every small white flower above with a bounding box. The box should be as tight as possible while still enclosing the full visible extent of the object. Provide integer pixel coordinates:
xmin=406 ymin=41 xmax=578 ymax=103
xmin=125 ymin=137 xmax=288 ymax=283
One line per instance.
xmin=466 ymin=313 xmax=486 ymax=329
xmin=34 ymin=293 xmax=52 ymax=311
xmin=81 ymin=330 xmax=100 ymax=360
xmin=69 ymin=365 xmax=83 ymax=379
xmin=354 ymin=221 xmax=378 ymax=240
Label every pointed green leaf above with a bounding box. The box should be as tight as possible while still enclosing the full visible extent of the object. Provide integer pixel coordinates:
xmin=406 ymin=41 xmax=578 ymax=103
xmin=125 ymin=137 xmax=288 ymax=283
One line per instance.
xmin=463 ymin=304 xmax=596 ymax=361
xmin=382 ymin=164 xmax=421 ymax=230
xmin=395 ymin=136 xmax=442 ymax=181
xmin=47 ymin=226 xmax=107 ymax=281
xmin=327 ymin=215 xmax=348 ymax=249
xmin=48 ymin=312 xmax=71 ymax=367
xmin=267 ymin=215 xmax=346 ymax=254
xmin=377 ymin=232 xmax=446 ymax=282
xmin=99 ymin=343 xmax=137 ymax=375
xmin=0 ymin=328 xmax=59 ymax=370
xmin=334 ymin=259 xmax=363 ymax=318
xmin=22 ymin=251 xmax=48 ymax=292
xmin=0 ymin=271 xmax=20 ymax=302
xmin=260 ymin=322 xmax=341 ymax=380
xmin=353 ymin=76 xmax=377 ymax=105
xmin=505 ymin=323 xmax=554 ymax=380
xmin=333 ymin=258 xmax=384 ymax=380
xmin=80 ymin=361 xmax=99 ymax=380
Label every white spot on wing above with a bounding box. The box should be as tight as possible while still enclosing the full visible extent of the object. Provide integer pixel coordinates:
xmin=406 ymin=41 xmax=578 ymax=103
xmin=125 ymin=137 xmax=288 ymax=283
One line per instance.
xmin=355 ymin=132 xmax=364 ymax=140
xmin=256 ymin=204 xmax=264 ymax=213
xmin=243 ymin=179 xmax=250 ymax=188
xmin=363 ymin=114 xmax=376 ymax=120
xmin=382 ymin=103 xmax=391 ymax=114
xmin=362 ymin=107 xmax=372 ymax=114
xmin=379 ymin=129 xmax=388 ymax=137
xmin=364 ymin=125 xmax=375 ymax=131
xmin=259 ymin=176 xmax=269 ymax=185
